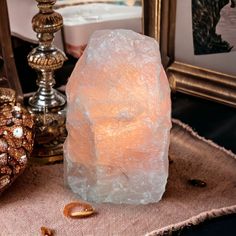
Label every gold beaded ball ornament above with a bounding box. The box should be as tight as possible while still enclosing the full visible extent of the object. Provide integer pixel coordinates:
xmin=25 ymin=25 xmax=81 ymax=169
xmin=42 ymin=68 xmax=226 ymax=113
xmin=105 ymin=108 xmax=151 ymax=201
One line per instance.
xmin=0 ymin=88 xmax=34 ymax=194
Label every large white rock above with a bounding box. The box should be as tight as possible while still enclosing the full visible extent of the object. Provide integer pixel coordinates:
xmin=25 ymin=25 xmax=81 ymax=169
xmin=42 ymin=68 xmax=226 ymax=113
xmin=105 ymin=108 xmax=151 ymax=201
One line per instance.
xmin=64 ymin=29 xmax=171 ymax=204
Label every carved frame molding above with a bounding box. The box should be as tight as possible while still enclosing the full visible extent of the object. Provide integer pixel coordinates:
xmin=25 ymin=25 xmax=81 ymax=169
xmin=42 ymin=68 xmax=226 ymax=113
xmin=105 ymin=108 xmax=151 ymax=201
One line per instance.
xmin=143 ymin=0 xmax=236 ymax=107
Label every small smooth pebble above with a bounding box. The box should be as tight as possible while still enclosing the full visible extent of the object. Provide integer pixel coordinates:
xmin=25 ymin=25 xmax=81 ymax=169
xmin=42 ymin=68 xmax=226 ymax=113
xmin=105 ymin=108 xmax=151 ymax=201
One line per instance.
xmin=63 ymin=201 xmax=95 ymax=218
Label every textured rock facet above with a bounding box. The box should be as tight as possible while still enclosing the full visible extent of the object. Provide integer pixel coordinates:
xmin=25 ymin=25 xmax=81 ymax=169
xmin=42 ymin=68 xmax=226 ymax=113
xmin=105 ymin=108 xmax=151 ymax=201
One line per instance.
xmin=64 ymin=29 xmax=171 ymax=204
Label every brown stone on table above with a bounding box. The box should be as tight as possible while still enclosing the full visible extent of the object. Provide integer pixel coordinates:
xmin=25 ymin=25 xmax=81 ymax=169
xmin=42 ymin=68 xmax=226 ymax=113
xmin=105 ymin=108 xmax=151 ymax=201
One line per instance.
xmin=40 ymin=226 xmax=54 ymax=236
xmin=63 ymin=201 xmax=95 ymax=219
xmin=188 ymin=179 xmax=207 ymax=188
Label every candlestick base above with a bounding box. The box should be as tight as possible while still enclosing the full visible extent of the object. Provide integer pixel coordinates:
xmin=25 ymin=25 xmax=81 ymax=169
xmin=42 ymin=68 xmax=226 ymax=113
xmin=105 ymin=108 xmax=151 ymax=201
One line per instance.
xmin=29 ymin=105 xmax=66 ymax=164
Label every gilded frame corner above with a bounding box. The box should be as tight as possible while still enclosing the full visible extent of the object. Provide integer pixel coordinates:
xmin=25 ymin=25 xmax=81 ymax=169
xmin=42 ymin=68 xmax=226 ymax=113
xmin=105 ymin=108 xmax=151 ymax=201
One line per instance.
xmin=143 ymin=0 xmax=236 ymax=107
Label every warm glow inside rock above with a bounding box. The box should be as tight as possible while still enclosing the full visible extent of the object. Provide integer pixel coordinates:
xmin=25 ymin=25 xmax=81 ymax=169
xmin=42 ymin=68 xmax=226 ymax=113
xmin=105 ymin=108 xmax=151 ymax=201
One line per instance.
xmin=64 ymin=29 xmax=171 ymax=204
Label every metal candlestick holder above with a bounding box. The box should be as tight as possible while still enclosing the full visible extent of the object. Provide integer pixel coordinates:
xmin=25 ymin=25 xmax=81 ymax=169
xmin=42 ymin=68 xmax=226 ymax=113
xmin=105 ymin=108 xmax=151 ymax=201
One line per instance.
xmin=28 ymin=0 xmax=67 ymax=163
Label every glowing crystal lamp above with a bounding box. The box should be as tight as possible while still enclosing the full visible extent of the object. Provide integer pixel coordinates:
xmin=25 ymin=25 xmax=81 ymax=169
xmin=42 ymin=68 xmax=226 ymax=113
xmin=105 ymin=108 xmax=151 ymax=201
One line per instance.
xmin=64 ymin=30 xmax=171 ymax=204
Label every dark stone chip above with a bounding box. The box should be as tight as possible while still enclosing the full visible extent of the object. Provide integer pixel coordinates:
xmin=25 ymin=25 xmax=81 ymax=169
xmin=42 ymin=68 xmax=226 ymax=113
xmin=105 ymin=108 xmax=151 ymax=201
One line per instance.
xmin=188 ymin=179 xmax=207 ymax=188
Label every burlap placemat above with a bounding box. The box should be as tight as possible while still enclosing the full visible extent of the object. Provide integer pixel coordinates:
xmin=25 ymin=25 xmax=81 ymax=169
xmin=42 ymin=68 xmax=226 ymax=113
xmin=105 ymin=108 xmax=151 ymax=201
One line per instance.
xmin=0 ymin=119 xmax=235 ymax=236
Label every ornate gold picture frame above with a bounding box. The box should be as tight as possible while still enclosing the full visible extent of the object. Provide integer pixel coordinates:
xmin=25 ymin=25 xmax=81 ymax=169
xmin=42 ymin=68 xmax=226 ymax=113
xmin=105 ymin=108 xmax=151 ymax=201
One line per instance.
xmin=143 ymin=0 xmax=236 ymax=107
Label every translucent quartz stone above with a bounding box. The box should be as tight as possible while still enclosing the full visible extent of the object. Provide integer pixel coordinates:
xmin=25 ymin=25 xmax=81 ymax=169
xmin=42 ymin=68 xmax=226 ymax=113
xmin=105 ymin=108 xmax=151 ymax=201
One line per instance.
xmin=64 ymin=29 xmax=171 ymax=204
